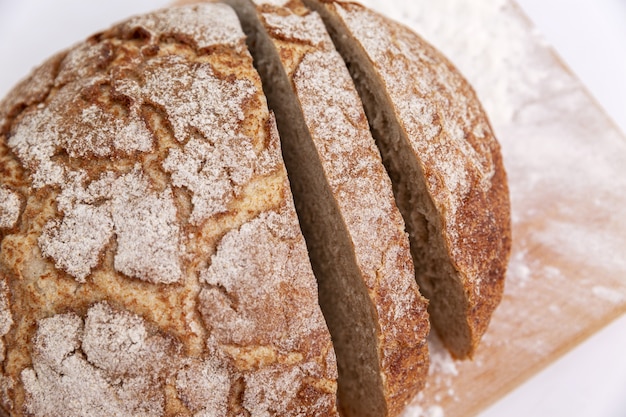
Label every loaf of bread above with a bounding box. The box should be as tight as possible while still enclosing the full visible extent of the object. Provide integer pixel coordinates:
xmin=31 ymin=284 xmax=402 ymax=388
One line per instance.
xmin=0 ymin=1 xmax=511 ymax=416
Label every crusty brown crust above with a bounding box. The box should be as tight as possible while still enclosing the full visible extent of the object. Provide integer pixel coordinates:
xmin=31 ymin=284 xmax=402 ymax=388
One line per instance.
xmin=228 ymin=1 xmax=430 ymax=416
xmin=0 ymin=4 xmax=337 ymax=416
xmin=307 ymin=0 xmax=512 ymax=358
xmin=0 ymin=1 xmax=512 ymax=415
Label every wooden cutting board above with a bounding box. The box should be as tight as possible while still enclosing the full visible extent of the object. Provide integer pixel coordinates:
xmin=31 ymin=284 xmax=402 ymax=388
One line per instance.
xmin=174 ymin=1 xmax=626 ymax=416
xmin=366 ymin=1 xmax=626 ymax=416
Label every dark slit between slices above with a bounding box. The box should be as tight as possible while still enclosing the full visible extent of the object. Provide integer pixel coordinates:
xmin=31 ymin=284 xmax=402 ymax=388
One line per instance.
xmin=224 ymin=1 xmax=388 ymax=416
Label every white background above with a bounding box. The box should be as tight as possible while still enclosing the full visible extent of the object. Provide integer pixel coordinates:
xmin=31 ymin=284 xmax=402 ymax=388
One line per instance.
xmin=0 ymin=1 xmax=625 ymax=416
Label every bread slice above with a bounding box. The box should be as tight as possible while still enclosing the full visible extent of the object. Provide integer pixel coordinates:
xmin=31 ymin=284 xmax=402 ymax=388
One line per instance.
xmin=0 ymin=4 xmax=338 ymax=416
xmin=222 ymin=1 xmax=430 ymax=416
xmin=304 ymin=0 xmax=512 ymax=359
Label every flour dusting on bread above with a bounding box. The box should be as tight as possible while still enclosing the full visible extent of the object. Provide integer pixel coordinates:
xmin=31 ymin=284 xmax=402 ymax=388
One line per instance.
xmin=175 ymin=356 xmax=232 ymax=415
xmin=0 ymin=4 xmax=338 ymax=416
xmin=262 ymin=11 xmax=328 ymax=46
xmin=37 ymin=166 xmax=183 ymax=283
xmin=0 ymin=187 xmax=21 ymax=229
xmin=22 ymin=304 xmax=180 ymax=417
xmin=120 ymin=4 xmax=246 ymax=52
xmin=199 ymin=207 xmax=321 ymax=349
xmin=335 ymin=4 xmax=497 ymax=218
xmin=0 ymin=278 xmax=12 ymax=362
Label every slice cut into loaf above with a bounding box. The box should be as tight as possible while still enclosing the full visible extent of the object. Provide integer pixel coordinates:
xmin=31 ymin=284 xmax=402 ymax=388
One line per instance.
xmin=0 ymin=4 xmax=338 ymax=416
xmin=223 ymin=0 xmax=430 ymax=416
xmin=305 ymin=0 xmax=512 ymax=359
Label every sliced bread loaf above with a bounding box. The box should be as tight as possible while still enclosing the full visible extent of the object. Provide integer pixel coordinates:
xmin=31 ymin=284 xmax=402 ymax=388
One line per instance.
xmin=0 ymin=1 xmax=513 ymax=415
xmin=223 ymin=0 xmax=430 ymax=416
xmin=305 ymin=0 xmax=512 ymax=359
xmin=0 ymin=4 xmax=338 ymax=416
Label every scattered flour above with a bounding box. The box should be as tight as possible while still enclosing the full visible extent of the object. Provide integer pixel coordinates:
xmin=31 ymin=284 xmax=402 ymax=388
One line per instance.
xmin=592 ymin=286 xmax=626 ymax=304
xmin=356 ymin=0 xmax=626 ymax=275
xmin=400 ymin=334 xmax=458 ymax=417
xmin=507 ymin=249 xmax=532 ymax=288
xmin=346 ymin=1 xmax=625 ymax=415
xmin=404 ymin=404 xmax=446 ymax=417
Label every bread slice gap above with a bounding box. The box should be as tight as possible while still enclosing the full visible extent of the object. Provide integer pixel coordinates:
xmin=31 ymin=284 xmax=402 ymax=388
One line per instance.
xmin=223 ymin=1 xmax=430 ymax=416
xmin=304 ymin=0 xmax=512 ymax=359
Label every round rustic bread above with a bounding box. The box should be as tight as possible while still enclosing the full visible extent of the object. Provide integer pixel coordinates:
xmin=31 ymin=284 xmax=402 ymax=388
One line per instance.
xmin=0 ymin=4 xmax=338 ymax=416
xmin=0 ymin=1 xmax=511 ymax=416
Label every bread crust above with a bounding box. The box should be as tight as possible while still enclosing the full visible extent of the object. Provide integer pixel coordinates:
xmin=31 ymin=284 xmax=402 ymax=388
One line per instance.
xmin=227 ymin=1 xmax=430 ymax=416
xmin=0 ymin=4 xmax=337 ymax=416
xmin=306 ymin=0 xmax=512 ymax=358
xmin=0 ymin=1 xmax=512 ymax=415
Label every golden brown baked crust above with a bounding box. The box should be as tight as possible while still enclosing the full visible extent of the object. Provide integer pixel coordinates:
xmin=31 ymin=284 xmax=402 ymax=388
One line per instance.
xmin=305 ymin=0 xmax=512 ymax=358
xmin=226 ymin=1 xmax=430 ymax=416
xmin=0 ymin=4 xmax=337 ymax=416
xmin=1 ymin=1 xmax=512 ymax=415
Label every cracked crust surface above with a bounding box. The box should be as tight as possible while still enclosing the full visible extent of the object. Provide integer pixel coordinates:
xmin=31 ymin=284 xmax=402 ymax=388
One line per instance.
xmin=0 ymin=4 xmax=337 ymax=416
